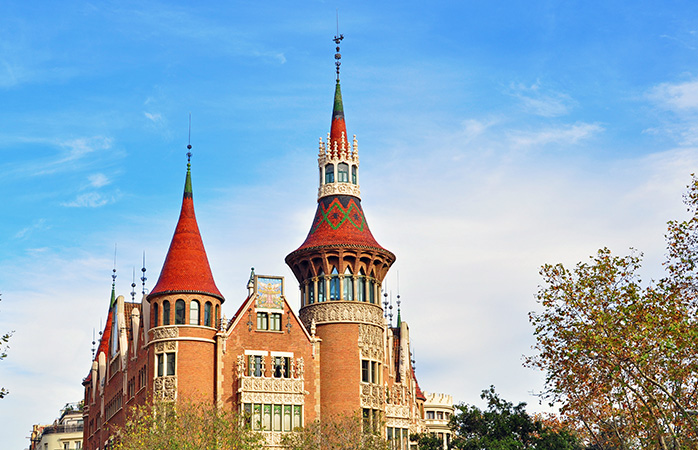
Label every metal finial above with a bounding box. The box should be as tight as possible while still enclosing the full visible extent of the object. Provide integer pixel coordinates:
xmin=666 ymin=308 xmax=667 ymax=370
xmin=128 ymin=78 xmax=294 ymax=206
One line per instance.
xmin=91 ymin=328 xmax=96 ymax=359
xmin=131 ymin=267 xmax=136 ymax=302
xmin=388 ymin=291 xmax=394 ymax=327
xmin=333 ymin=12 xmax=344 ymax=82
xmin=112 ymin=244 xmax=117 ymax=285
xmin=140 ymin=251 xmax=147 ymax=294
xmin=187 ymin=113 xmax=193 ymax=165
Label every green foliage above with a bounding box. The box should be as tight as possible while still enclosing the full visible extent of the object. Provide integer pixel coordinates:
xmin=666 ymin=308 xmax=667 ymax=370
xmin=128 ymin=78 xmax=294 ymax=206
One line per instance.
xmin=411 ymin=432 xmax=444 ymax=450
xmin=0 ymin=294 xmax=12 ymax=399
xmin=528 ymin=175 xmax=698 ymax=449
xmin=282 ymin=413 xmax=390 ymax=450
xmin=112 ymin=400 xmax=264 ymax=450
xmin=450 ymin=387 xmax=582 ymax=450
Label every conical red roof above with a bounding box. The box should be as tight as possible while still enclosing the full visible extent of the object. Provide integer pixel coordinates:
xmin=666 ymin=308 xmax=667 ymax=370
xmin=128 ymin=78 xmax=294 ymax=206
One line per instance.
xmin=149 ymin=163 xmax=223 ymax=301
xmin=291 ymin=195 xmax=390 ymax=254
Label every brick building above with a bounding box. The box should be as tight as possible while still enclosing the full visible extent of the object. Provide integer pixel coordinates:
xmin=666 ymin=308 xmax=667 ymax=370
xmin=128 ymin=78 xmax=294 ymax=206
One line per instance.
xmin=82 ymin=37 xmax=450 ymax=450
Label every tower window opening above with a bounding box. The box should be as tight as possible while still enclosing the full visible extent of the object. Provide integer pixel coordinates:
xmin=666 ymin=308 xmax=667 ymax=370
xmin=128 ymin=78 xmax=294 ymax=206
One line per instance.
xmin=190 ymin=300 xmax=200 ymax=325
xmin=215 ymin=304 xmax=219 ymax=328
xmin=163 ymin=300 xmax=171 ymax=325
xmin=368 ymin=281 xmax=375 ymax=304
xmin=318 ymin=273 xmax=326 ymax=302
xmin=338 ymin=163 xmax=349 ymax=182
xmin=257 ymin=312 xmax=269 ymax=330
xmin=249 ymin=355 xmax=263 ymax=377
xmin=153 ymin=302 xmax=159 ymax=327
xmin=166 ymin=352 xmax=175 ymax=376
xmin=343 ymin=267 xmax=354 ymax=301
xmin=325 ymin=164 xmax=335 ymax=183
xmin=352 ymin=165 xmax=357 ymax=184
xmin=330 ymin=267 xmax=340 ymax=300
xmin=204 ymin=302 xmax=212 ymax=327
xmin=175 ymin=299 xmax=185 ymax=325
xmin=308 ymin=282 xmax=315 ymax=304
xmin=357 ymin=270 xmax=366 ymax=302
xmin=270 ymin=313 xmax=282 ymax=331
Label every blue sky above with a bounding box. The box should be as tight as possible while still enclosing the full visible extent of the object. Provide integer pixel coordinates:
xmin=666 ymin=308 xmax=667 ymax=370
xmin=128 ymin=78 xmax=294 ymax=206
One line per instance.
xmin=2 ymin=1 xmax=698 ymax=448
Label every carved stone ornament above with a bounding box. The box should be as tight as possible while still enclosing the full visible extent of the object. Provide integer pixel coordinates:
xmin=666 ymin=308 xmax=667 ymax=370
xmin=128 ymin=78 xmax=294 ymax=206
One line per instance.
xmin=318 ymin=182 xmax=361 ymax=200
xmin=151 ymin=326 xmax=178 ymax=341
xmin=296 ymin=357 xmax=304 ymax=379
xmin=360 ymin=383 xmax=385 ymax=409
xmin=238 ymin=377 xmax=306 ymax=405
xmin=237 ymin=355 xmax=245 ymax=378
xmin=153 ymin=375 xmax=177 ymax=401
xmin=300 ymin=302 xmax=384 ymax=329
xmin=358 ymin=324 xmax=384 ymax=361
xmin=385 ymin=404 xmax=410 ymax=420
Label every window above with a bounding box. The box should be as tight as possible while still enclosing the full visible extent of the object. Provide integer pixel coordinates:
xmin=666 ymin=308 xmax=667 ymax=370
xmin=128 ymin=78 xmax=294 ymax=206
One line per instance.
xmin=64 ymin=443 xmax=69 ymax=450
xmin=249 ymin=355 xmax=263 ymax=377
xmin=244 ymin=403 xmax=302 ymax=431
xmin=325 ymin=164 xmax=334 ymax=183
xmin=329 ymin=267 xmax=340 ymax=300
xmin=343 ymin=267 xmax=354 ymax=301
xmin=357 ymin=270 xmax=366 ymax=302
xmin=215 ymin=304 xmax=219 ymax=328
xmin=175 ymin=299 xmax=185 ymax=324
xmin=263 ymin=404 xmax=272 ymax=430
xmin=190 ymin=300 xmax=200 ymax=325
xmin=308 ymin=282 xmax=315 ymax=304
xmin=204 ymin=302 xmax=212 ymax=327
xmin=166 ymin=353 xmax=175 ymax=376
xmin=426 ymin=411 xmax=435 ymax=419
xmin=157 ymin=353 xmax=175 ymax=377
xmin=368 ymin=280 xmax=375 ymax=304
xmin=352 ymin=165 xmax=357 ymax=184
xmin=153 ymin=302 xmax=159 ymax=327
xmin=257 ymin=312 xmax=269 ymax=330
xmin=338 ymin=163 xmax=349 ymax=182
xmin=75 ymin=442 xmax=81 ymax=449
xmin=437 ymin=411 xmax=444 ymax=420
xmin=284 ymin=405 xmax=292 ymax=431
xmin=273 ymin=357 xmax=290 ymax=378
xmin=270 ymin=313 xmax=282 ymax=331
xmin=362 ymin=359 xmax=379 ymax=383
xmin=162 ymin=301 xmax=170 ymax=325
xmin=317 ymin=272 xmax=325 ymax=302
xmin=273 ymin=405 xmax=282 ymax=431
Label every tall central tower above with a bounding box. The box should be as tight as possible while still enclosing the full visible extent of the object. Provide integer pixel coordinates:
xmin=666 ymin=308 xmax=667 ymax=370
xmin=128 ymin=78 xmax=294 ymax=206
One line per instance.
xmin=285 ymin=35 xmax=395 ymax=419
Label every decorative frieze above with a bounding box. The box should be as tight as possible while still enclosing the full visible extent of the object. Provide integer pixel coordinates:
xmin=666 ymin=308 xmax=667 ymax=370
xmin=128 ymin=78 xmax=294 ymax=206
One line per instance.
xmin=299 ymin=302 xmax=384 ymax=329
xmin=358 ymin=324 xmax=384 ymax=361
xmin=238 ymin=377 xmax=306 ymax=405
xmin=385 ymin=404 xmax=410 ymax=420
xmin=150 ymin=326 xmax=178 ymax=341
xmin=154 ymin=341 xmax=177 ymax=353
xmin=318 ymin=182 xmax=361 ymax=199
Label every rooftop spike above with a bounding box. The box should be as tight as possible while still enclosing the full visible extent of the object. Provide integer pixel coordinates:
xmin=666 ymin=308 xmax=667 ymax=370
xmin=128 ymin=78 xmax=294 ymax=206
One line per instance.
xmin=148 ymin=144 xmax=223 ymax=301
xmin=140 ymin=251 xmax=147 ymax=294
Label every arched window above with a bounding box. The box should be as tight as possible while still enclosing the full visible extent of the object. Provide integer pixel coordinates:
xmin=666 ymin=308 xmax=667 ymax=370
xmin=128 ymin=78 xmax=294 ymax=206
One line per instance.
xmin=153 ymin=302 xmax=159 ymax=327
xmin=175 ymin=299 xmax=185 ymax=325
xmin=368 ymin=280 xmax=375 ymax=304
xmin=352 ymin=165 xmax=357 ymax=184
xmin=357 ymin=269 xmax=366 ymax=302
xmin=190 ymin=300 xmax=200 ymax=325
xmin=204 ymin=302 xmax=212 ymax=327
xmin=343 ymin=267 xmax=354 ymax=301
xmin=325 ymin=164 xmax=335 ymax=183
xmin=338 ymin=163 xmax=349 ymax=182
xmin=317 ymin=271 xmax=325 ymax=302
xmin=330 ymin=267 xmax=340 ymax=300
xmin=215 ymin=304 xmax=219 ymax=328
xmin=163 ymin=300 xmax=171 ymax=325
xmin=308 ymin=281 xmax=315 ymax=304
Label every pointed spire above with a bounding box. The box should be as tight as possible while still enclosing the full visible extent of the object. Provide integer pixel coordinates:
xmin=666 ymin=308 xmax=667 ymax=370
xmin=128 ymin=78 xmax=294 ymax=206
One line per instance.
xmin=110 ymin=249 xmax=117 ymax=308
xmin=330 ymin=33 xmax=348 ymax=151
xmin=149 ymin=149 xmax=224 ymax=302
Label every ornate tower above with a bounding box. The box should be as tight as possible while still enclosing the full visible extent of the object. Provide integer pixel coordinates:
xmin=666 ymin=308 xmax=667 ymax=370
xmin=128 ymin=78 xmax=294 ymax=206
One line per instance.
xmin=147 ymin=151 xmax=224 ymax=403
xmin=285 ymin=35 xmax=395 ymax=420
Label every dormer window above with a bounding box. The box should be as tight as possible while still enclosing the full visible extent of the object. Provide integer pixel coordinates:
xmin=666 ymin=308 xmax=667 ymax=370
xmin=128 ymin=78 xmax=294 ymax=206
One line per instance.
xmin=338 ymin=163 xmax=349 ymax=182
xmin=325 ymin=164 xmax=335 ymax=183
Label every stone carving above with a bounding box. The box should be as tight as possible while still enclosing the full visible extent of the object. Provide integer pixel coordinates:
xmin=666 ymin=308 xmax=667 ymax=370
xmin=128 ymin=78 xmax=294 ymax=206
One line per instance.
xmin=360 ymin=383 xmax=384 ymax=409
xmin=386 ymin=404 xmax=410 ymax=419
xmin=296 ymin=357 xmax=304 ymax=379
xmin=151 ymin=326 xmax=178 ymax=341
xmin=237 ymin=355 xmax=245 ymax=378
xmin=238 ymin=377 xmax=306 ymax=405
xmin=153 ymin=375 xmax=177 ymax=401
xmin=318 ymin=182 xmax=361 ymax=200
xmin=358 ymin=324 xmax=384 ymax=361
xmin=299 ymin=302 xmax=384 ymax=329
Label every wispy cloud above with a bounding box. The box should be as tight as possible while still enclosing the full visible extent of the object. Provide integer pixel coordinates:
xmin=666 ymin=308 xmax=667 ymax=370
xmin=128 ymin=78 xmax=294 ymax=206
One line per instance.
xmin=62 ymin=192 xmax=116 ymax=208
xmin=14 ymin=218 xmax=48 ymax=239
xmin=649 ymin=79 xmax=698 ymax=111
xmin=508 ymin=81 xmax=575 ymax=117
xmin=509 ymin=122 xmax=603 ymax=149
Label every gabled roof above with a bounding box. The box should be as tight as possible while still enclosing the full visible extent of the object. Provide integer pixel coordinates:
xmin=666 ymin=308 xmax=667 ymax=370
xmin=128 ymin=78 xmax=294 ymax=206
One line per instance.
xmin=149 ymin=162 xmax=223 ymax=301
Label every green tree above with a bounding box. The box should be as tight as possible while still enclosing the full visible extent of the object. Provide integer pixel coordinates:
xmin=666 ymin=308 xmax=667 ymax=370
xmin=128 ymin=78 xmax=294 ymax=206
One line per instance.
xmin=527 ymin=176 xmax=698 ymax=449
xmin=411 ymin=432 xmax=444 ymax=450
xmin=0 ymin=295 xmax=11 ymax=399
xmin=282 ymin=413 xmax=389 ymax=450
xmin=450 ymin=386 xmax=582 ymax=450
xmin=112 ymin=400 xmax=263 ymax=450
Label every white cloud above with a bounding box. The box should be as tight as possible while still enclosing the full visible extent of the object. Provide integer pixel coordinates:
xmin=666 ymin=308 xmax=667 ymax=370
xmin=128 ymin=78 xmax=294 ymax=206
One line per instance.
xmin=509 ymin=122 xmax=603 ymax=149
xmin=144 ymin=111 xmax=163 ymax=124
xmin=649 ymin=79 xmax=698 ymax=111
xmin=62 ymin=192 xmax=113 ymax=208
xmin=14 ymin=218 xmax=48 ymax=239
xmin=88 ymin=173 xmax=110 ymax=188
xmin=509 ymin=82 xmax=575 ymax=117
